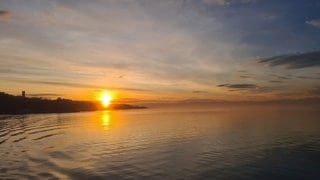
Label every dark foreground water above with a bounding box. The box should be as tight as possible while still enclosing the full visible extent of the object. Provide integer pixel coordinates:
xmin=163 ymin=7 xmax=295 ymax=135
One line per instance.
xmin=0 ymin=107 xmax=320 ymax=179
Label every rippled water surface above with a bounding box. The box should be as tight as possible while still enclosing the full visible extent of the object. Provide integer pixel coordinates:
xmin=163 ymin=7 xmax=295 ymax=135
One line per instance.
xmin=1 ymin=108 xmax=320 ymax=179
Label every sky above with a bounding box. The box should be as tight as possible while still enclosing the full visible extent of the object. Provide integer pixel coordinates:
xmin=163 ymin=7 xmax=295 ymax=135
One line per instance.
xmin=0 ymin=0 xmax=320 ymax=103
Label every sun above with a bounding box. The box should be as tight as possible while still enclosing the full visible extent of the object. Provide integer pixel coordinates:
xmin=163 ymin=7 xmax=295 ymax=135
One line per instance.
xmin=100 ymin=93 xmax=112 ymax=107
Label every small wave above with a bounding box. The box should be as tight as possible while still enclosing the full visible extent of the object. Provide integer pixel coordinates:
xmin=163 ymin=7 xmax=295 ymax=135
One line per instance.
xmin=0 ymin=130 xmax=10 ymax=138
xmin=28 ymin=126 xmax=65 ymax=135
xmin=0 ymin=138 xmax=8 ymax=144
xmin=12 ymin=136 xmax=27 ymax=143
xmin=11 ymin=130 xmax=25 ymax=137
xmin=33 ymin=132 xmax=62 ymax=141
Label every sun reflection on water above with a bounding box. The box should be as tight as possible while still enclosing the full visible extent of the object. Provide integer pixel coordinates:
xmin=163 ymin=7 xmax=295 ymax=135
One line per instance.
xmin=101 ymin=111 xmax=111 ymax=130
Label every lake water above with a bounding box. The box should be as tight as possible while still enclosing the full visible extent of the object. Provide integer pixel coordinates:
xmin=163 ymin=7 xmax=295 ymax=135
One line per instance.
xmin=1 ymin=107 xmax=320 ymax=179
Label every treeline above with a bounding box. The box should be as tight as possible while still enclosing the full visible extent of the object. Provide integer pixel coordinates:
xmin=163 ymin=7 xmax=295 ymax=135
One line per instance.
xmin=0 ymin=92 xmax=146 ymax=114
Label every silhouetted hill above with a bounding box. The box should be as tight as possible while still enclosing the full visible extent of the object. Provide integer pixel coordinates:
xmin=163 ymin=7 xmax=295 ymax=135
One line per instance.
xmin=0 ymin=92 xmax=146 ymax=114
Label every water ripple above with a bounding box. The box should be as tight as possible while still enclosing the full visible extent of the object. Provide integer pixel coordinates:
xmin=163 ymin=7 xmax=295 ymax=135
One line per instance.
xmin=0 ymin=110 xmax=320 ymax=179
xmin=33 ymin=132 xmax=63 ymax=141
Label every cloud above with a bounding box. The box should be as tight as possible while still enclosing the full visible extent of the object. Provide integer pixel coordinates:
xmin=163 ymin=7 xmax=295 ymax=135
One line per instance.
xmin=0 ymin=10 xmax=13 ymax=21
xmin=269 ymin=80 xmax=283 ymax=83
xmin=308 ymin=87 xmax=320 ymax=96
xmin=306 ymin=19 xmax=320 ymax=29
xmin=240 ymin=75 xmax=251 ymax=78
xmin=296 ymin=76 xmax=320 ymax=80
xmin=192 ymin=90 xmax=208 ymax=93
xmin=28 ymin=93 xmax=64 ymax=97
xmin=217 ymin=83 xmax=258 ymax=89
xmin=216 ymin=83 xmax=276 ymax=94
xmin=202 ymin=0 xmax=254 ymax=5
xmin=202 ymin=0 xmax=229 ymax=5
xmin=258 ymin=51 xmax=320 ymax=69
xmin=39 ymin=81 xmax=149 ymax=92
xmin=269 ymin=74 xmax=291 ymax=80
xmin=9 ymin=78 xmax=150 ymax=92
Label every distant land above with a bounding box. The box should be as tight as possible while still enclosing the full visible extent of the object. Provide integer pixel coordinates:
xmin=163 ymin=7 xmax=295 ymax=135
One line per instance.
xmin=140 ymin=97 xmax=320 ymax=110
xmin=0 ymin=92 xmax=146 ymax=115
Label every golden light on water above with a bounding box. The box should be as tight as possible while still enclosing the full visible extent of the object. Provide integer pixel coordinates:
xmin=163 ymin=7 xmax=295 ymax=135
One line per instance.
xmin=101 ymin=111 xmax=110 ymax=130
xmin=100 ymin=92 xmax=112 ymax=107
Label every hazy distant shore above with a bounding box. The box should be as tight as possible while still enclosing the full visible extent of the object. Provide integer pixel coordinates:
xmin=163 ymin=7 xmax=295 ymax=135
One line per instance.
xmin=1 ymin=91 xmax=319 ymax=115
xmin=0 ymin=92 xmax=146 ymax=115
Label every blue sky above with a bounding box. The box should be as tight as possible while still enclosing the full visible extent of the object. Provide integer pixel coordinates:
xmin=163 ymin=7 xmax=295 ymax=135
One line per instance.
xmin=0 ymin=0 xmax=319 ymax=102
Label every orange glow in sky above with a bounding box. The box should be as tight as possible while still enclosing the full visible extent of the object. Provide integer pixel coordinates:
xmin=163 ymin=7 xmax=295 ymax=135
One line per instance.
xmin=1 ymin=1 xmax=320 ymax=103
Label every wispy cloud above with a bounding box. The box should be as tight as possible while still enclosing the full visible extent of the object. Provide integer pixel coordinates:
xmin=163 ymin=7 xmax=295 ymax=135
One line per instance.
xmin=28 ymin=93 xmax=64 ymax=97
xmin=217 ymin=83 xmax=258 ymax=89
xmin=308 ymin=87 xmax=320 ymax=96
xmin=306 ymin=19 xmax=320 ymax=29
xmin=202 ymin=0 xmax=254 ymax=5
xmin=269 ymin=80 xmax=283 ymax=83
xmin=258 ymin=51 xmax=320 ymax=69
xmin=192 ymin=90 xmax=208 ymax=94
xmin=9 ymin=79 xmax=150 ymax=92
xmin=269 ymin=74 xmax=291 ymax=80
xmin=0 ymin=10 xmax=13 ymax=21
xmin=240 ymin=75 xmax=251 ymax=79
xmin=296 ymin=76 xmax=320 ymax=80
xmin=202 ymin=0 xmax=229 ymax=5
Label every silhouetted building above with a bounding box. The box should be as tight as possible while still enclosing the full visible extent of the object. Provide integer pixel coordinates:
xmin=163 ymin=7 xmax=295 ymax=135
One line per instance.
xmin=22 ymin=91 xmax=25 ymax=97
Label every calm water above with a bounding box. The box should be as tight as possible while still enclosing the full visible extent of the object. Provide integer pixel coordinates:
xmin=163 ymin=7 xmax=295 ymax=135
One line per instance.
xmin=1 ymin=107 xmax=320 ymax=179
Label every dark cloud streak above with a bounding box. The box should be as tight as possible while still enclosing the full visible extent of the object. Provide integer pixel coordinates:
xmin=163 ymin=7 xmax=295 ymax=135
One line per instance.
xmin=297 ymin=76 xmax=320 ymax=80
xmin=240 ymin=75 xmax=250 ymax=78
xmin=217 ymin=83 xmax=258 ymax=89
xmin=258 ymin=51 xmax=320 ymax=69
xmin=192 ymin=90 xmax=208 ymax=93
xmin=269 ymin=80 xmax=283 ymax=83
xmin=0 ymin=10 xmax=13 ymax=21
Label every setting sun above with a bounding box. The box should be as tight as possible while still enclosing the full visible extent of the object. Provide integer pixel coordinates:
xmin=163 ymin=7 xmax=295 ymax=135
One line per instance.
xmin=100 ymin=93 xmax=112 ymax=107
